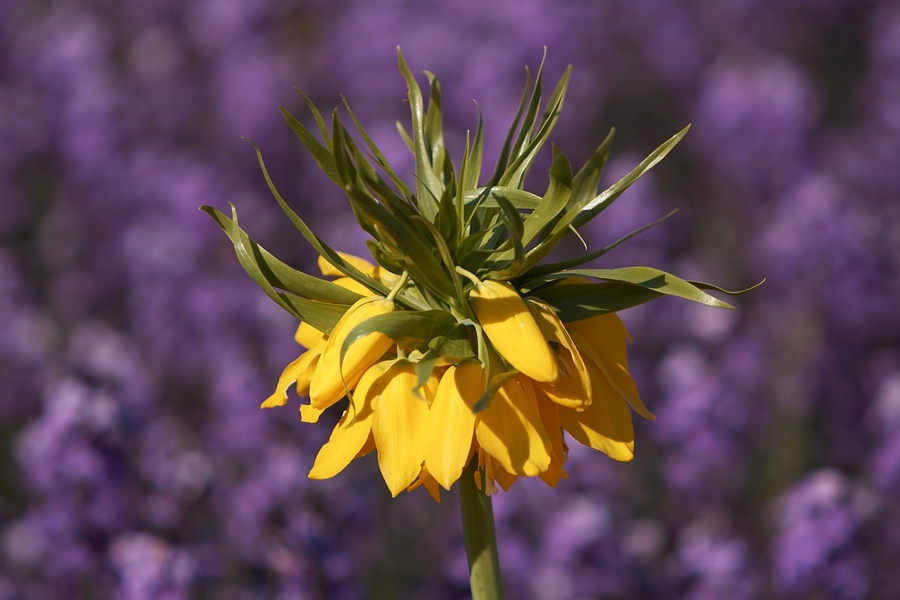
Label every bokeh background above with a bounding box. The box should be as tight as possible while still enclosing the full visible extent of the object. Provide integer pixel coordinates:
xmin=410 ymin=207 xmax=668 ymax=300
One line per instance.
xmin=2 ymin=0 xmax=899 ymax=598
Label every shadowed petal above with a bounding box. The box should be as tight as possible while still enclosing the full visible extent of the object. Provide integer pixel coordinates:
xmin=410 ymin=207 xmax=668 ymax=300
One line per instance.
xmin=560 ymin=356 xmax=635 ymax=461
xmin=475 ymin=376 xmax=553 ymax=476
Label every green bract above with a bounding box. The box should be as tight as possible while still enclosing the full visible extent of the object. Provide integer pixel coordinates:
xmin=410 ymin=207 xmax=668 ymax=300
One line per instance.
xmin=201 ymin=48 xmax=756 ymax=402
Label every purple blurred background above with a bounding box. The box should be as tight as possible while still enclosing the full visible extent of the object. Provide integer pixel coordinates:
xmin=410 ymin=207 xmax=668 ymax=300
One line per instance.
xmin=2 ymin=0 xmax=899 ymax=598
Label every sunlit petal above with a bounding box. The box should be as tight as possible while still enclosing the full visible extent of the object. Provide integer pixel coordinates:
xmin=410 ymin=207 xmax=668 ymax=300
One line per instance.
xmin=261 ymin=350 xmax=319 ymax=408
xmin=294 ymin=321 xmax=327 ymax=349
xmin=372 ymin=360 xmax=430 ymax=496
xmin=470 ymin=280 xmax=559 ymax=383
xmin=317 ymin=252 xmax=377 ymax=277
xmin=310 ymin=297 xmax=394 ymax=409
xmin=425 ymin=360 xmax=481 ymax=490
xmin=534 ymin=391 xmax=569 ymax=487
xmin=308 ymin=364 xmax=381 ymax=479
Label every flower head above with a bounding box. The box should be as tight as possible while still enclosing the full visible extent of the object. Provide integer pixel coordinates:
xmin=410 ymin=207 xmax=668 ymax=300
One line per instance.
xmin=203 ymin=49 xmax=753 ymax=499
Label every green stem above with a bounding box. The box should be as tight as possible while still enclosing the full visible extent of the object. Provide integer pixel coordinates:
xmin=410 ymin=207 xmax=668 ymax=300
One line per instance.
xmin=386 ymin=270 xmax=409 ymax=301
xmin=459 ymin=459 xmax=506 ymax=600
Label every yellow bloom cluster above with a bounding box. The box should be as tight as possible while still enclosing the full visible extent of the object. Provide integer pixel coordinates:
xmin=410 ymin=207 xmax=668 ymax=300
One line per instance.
xmin=263 ymin=252 xmax=654 ymax=500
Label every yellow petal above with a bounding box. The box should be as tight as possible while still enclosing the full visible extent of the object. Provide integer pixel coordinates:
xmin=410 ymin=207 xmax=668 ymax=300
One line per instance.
xmin=333 ymin=277 xmax=371 ymax=296
xmin=475 ymin=375 xmax=553 ymax=476
xmin=317 ymin=252 xmax=377 ymax=278
xmin=309 ymin=296 xmax=394 ymax=410
xmin=568 ymin=314 xmax=654 ymax=420
xmin=294 ymin=322 xmax=326 ymax=349
xmin=299 ymin=403 xmax=324 ymax=423
xmin=534 ymin=391 xmax=568 ymax=487
xmin=424 ymin=361 xmax=481 ymax=490
xmin=308 ymin=364 xmax=382 ymax=479
xmin=494 ymin=462 xmax=518 ymax=492
xmin=528 ymin=299 xmax=592 ymax=409
xmin=406 ymin=466 xmax=442 ymax=502
xmin=559 ymin=356 xmax=635 ymax=461
xmin=469 ymin=280 xmax=559 ymax=383
xmin=261 ymin=349 xmax=319 ymax=408
xmin=371 ymin=360 xmax=430 ymax=496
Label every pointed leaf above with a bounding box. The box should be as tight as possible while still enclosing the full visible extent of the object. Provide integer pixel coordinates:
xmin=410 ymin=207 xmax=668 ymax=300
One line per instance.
xmin=202 ymin=205 xmax=362 ymax=304
xmin=520 ymin=209 xmax=678 ymax=280
xmin=397 ymin=48 xmax=442 ymax=221
xmin=246 ymin=139 xmax=393 ymax=299
xmin=535 ymin=267 xmax=733 ymax=308
xmin=569 ymin=125 xmax=690 ymax=228
xmin=280 ymin=107 xmax=339 ymax=185
xmin=339 ymin=310 xmax=457 ymax=365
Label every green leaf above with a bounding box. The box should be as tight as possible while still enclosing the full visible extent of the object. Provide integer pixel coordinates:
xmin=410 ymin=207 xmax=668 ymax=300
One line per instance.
xmin=520 ymin=144 xmax=572 ymax=250
xmin=459 ymin=107 xmax=484 ymax=193
xmin=343 ymin=183 xmax=456 ymax=298
xmin=341 ymin=98 xmax=415 ymax=200
xmin=567 ymin=129 xmax=614 ymax=213
xmin=485 ymin=66 xmax=531 ymax=187
xmin=520 ymin=209 xmax=678 ymax=280
xmin=414 ymin=325 xmax=477 ymax=388
xmin=463 ymin=187 xmax=542 ymax=209
xmin=280 ymin=107 xmax=340 ymax=185
xmin=521 ymin=127 xmax=688 ymax=273
xmin=689 ymin=278 xmax=766 ymax=296
xmin=507 ymin=52 xmax=546 ymax=166
xmin=569 ymin=125 xmax=690 ymax=229
xmin=532 ymin=281 xmax=666 ymax=323
xmin=530 ymin=266 xmax=734 ymax=313
xmin=412 ymin=215 xmax=466 ymax=304
xmin=202 ymin=205 xmax=362 ymax=304
xmin=397 ymin=48 xmax=442 ymax=221
xmin=245 ymin=139 xmax=394 ymax=299
xmin=472 ymin=370 xmax=518 ymax=413
xmin=538 ymin=267 xmax=733 ymax=308
xmin=484 ymin=193 xmax=525 ymax=280
xmin=423 ymin=71 xmax=450 ymax=184
xmin=297 ymin=89 xmax=333 ymax=149
xmin=498 ymin=65 xmax=571 ymax=188
xmin=224 ymin=204 xmax=349 ymax=331
xmin=339 ymin=310 xmax=457 ymax=365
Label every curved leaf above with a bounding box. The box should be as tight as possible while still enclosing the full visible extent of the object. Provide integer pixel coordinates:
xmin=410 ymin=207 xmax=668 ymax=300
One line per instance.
xmin=339 ymin=310 xmax=458 ymax=365
xmin=535 ymin=267 xmax=733 ymax=308
xmin=569 ymin=125 xmax=690 ymax=228
xmin=202 ymin=205 xmax=362 ymax=304
xmin=532 ymin=281 xmax=665 ymax=323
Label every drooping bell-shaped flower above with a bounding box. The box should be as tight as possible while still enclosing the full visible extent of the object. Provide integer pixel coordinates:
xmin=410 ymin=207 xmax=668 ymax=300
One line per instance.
xmin=204 ymin=49 xmax=752 ymax=501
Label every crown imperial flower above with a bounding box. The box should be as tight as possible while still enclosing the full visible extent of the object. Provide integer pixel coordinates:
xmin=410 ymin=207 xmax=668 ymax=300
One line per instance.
xmin=202 ymin=49 xmax=754 ymax=501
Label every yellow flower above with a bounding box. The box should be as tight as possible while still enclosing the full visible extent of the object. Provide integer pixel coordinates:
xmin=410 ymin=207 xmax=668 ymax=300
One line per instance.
xmin=468 ymin=280 xmax=559 ymax=383
xmin=208 ymin=54 xmax=747 ymax=507
xmin=567 ymin=313 xmax=655 ymax=421
xmin=264 ymin=254 xmax=650 ymax=499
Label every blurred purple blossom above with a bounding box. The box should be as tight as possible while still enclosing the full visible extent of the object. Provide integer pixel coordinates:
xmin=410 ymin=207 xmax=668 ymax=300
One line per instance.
xmin=1 ymin=0 xmax=899 ymax=598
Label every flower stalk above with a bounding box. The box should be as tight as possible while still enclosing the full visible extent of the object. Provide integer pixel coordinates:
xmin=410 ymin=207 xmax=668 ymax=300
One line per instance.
xmin=460 ymin=459 xmax=506 ymax=600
